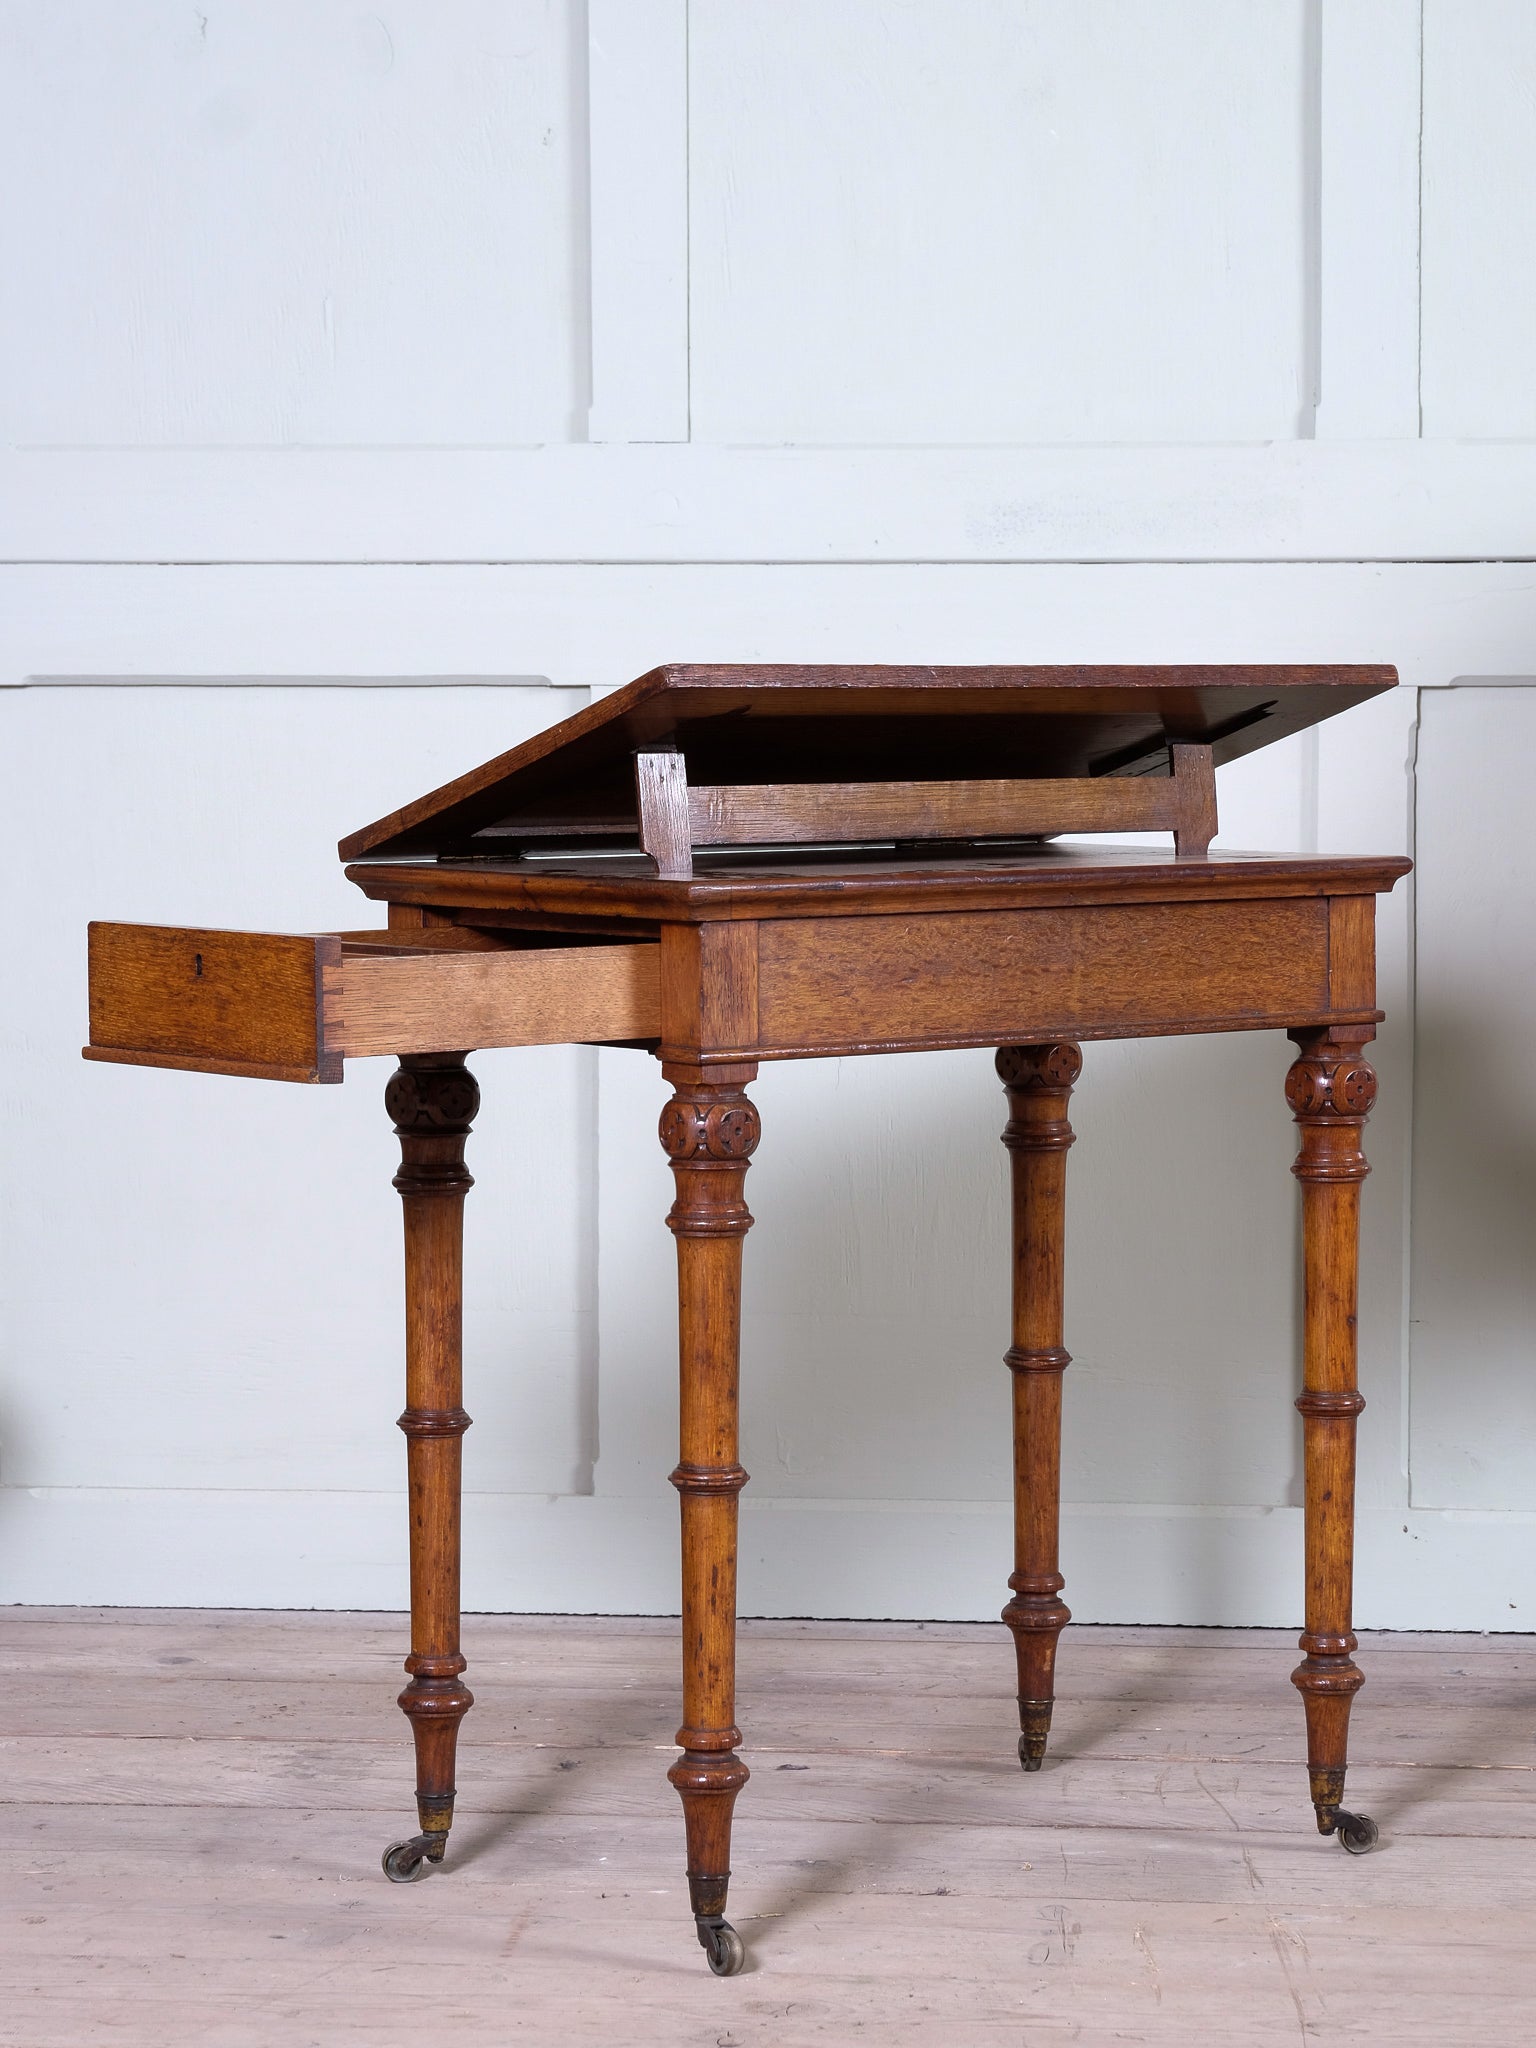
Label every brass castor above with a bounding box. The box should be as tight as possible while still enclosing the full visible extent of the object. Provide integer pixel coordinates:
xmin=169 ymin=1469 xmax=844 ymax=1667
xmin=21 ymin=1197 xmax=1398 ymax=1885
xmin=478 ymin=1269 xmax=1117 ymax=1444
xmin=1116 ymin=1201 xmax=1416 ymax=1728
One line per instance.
xmin=381 ymin=1834 xmax=444 ymax=1883
xmin=696 ymin=1914 xmax=746 ymax=1976
xmin=1017 ymin=1700 xmax=1052 ymax=1773
xmin=1335 ymin=1811 xmax=1379 ymax=1856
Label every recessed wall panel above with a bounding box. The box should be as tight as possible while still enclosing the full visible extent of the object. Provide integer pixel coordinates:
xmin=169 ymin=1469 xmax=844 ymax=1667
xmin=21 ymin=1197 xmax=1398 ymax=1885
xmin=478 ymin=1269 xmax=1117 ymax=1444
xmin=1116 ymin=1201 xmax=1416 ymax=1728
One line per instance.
xmin=1410 ymin=686 xmax=1536 ymax=1508
xmin=689 ymin=0 xmax=1311 ymax=444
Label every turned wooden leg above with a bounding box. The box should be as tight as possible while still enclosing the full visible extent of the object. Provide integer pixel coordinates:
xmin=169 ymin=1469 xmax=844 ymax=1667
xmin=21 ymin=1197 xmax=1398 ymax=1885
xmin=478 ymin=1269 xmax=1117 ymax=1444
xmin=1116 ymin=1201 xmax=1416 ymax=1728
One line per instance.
xmin=660 ymin=1064 xmax=759 ymax=1976
xmin=380 ymin=1053 xmax=479 ymax=1883
xmin=1286 ymin=1027 xmax=1380 ymax=1855
xmin=996 ymin=1043 xmax=1081 ymax=1772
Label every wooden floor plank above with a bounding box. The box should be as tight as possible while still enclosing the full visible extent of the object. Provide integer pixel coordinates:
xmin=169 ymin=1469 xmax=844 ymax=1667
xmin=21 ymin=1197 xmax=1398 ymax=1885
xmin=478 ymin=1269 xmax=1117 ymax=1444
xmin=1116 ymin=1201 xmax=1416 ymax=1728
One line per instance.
xmin=3 ymin=1613 xmax=1534 ymax=2043
xmin=15 ymin=1801 xmax=1536 ymax=1909
xmin=8 ymin=1895 xmax=1536 ymax=2046
xmin=8 ymin=1611 xmax=1530 ymax=1694
xmin=7 ymin=1676 xmax=1535 ymax=1778
xmin=7 ymin=1734 xmax=1534 ymax=1838
xmin=5 ymin=1607 xmax=1530 ymax=1654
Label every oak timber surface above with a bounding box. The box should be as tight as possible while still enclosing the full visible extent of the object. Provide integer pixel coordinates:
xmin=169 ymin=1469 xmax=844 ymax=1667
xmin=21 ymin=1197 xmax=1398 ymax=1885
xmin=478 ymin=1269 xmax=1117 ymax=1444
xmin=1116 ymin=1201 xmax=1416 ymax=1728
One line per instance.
xmin=326 ymin=940 xmax=660 ymax=1055
xmin=348 ymin=843 xmax=1412 ymax=925
xmin=754 ymin=899 xmax=1330 ymax=1052
xmin=339 ymin=663 xmax=1397 ymax=861
xmin=84 ymin=925 xmax=662 ymax=1080
xmin=5 ymin=1611 xmax=1532 ymax=2046
xmin=84 ymin=923 xmax=338 ymax=1083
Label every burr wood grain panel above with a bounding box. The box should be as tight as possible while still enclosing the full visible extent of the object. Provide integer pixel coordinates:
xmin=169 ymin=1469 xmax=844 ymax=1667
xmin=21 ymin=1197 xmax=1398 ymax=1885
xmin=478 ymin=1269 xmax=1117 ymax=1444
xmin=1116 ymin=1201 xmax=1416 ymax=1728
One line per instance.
xmin=754 ymin=899 xmax=1335 ymax=1055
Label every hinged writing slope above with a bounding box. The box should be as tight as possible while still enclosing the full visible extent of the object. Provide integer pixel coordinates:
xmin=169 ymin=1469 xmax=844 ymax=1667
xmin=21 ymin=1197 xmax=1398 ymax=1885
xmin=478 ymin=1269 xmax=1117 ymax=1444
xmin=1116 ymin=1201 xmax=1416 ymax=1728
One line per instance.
xmin=339 ymin=663 xmax=1397 ymax=871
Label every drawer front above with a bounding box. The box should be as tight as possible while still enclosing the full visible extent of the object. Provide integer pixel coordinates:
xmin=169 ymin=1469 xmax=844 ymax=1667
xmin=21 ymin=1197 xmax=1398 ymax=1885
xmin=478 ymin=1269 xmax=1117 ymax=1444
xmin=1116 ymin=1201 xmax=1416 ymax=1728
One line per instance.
xmin=753 ymin=899 xmax=1338 ymax=1057
xmin=86 ymin=924 xmax=340 ymax=1083
xmin=86 ymin=923 xmax=660 ymax=1082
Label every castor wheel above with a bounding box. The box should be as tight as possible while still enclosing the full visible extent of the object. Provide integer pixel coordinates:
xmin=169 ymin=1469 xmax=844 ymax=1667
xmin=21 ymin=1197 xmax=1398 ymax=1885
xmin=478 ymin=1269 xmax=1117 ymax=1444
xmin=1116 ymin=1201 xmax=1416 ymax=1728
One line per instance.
xmin=696 ymin=1914 xmax=746 ymax=1976
xmin=381 ymin=1834 xmax=441 ymax=1883
xmin=1017 ymin=1702 xmax=1052 ymax=1773
xmin=1335 ymin=1811 xmax=1379 ymax=1856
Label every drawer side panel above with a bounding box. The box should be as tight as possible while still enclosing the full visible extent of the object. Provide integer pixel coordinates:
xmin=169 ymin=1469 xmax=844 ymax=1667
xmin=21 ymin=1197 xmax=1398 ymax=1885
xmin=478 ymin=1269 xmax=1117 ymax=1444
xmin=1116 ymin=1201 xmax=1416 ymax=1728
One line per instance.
xmin=328 ymin=943 xmax=660 ymax=1056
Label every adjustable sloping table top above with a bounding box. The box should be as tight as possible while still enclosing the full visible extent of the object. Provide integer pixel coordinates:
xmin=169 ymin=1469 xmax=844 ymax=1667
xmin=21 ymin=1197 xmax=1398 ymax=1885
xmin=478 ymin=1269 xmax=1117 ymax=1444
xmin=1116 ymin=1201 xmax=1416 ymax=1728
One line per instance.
xmin=340 ymin=663 xmax=1399 ymax=872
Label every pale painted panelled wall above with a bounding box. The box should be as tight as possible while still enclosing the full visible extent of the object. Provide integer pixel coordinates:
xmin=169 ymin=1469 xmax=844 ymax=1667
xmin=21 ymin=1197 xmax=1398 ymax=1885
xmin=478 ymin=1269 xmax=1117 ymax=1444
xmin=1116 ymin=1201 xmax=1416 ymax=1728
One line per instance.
xmin=688 ymin=5 xmax=1314 ymax=442
xmin=2 ymin=3 xmax=1535 ymax=1629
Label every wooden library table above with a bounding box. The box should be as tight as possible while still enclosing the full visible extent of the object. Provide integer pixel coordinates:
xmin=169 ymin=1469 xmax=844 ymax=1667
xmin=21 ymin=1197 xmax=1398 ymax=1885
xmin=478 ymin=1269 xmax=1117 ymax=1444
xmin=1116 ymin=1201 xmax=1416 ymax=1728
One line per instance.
xmin=85 ymin=665 xmax=1410 ymax=1975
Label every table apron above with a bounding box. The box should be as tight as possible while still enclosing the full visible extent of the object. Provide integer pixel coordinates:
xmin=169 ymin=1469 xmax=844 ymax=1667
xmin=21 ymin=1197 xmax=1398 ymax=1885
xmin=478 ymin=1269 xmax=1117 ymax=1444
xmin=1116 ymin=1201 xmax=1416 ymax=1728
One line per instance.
xmin=670 ymin=895 xmax=1374 ymax=1062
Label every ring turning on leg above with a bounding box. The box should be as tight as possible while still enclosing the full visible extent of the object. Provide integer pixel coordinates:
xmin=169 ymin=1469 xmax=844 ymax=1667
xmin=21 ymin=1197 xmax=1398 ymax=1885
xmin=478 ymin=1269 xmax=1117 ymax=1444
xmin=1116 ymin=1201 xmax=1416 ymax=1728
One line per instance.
xmin=997 ymin=1044 xmax=1081 ymax=1773
xmin=381 ymin=1054 xmax=479 ymax=1881
xmin=661 ymin=1066 xmax=759 ymax=1973
xmin=1286 ymin=1028 xmax=1379 ymax=1854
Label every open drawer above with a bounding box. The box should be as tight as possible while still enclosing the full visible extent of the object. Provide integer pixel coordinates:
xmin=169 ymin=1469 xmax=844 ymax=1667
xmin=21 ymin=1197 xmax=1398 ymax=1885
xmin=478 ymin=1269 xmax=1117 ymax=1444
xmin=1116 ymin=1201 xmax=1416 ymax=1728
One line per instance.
xmin=84 ymin=922 xmax=661 ymax=1083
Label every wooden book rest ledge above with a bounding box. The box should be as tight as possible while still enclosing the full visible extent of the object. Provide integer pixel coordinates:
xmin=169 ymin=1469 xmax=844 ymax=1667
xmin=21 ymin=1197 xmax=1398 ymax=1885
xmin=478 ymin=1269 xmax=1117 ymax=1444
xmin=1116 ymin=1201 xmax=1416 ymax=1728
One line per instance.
xmin=635 ymin=736 xmax=1219 ymax=877
xmin=84 ymin=663 xmax=1408 ymax=1974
